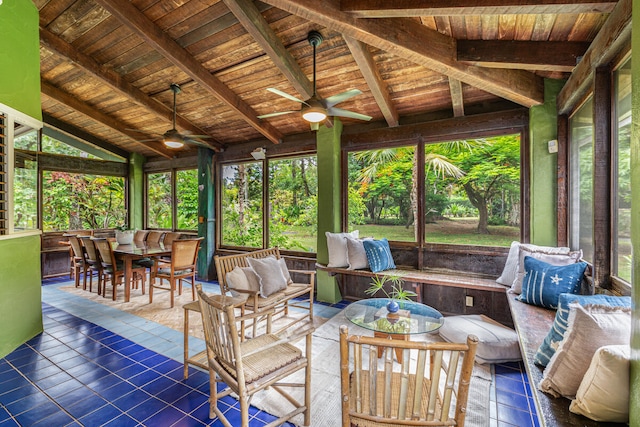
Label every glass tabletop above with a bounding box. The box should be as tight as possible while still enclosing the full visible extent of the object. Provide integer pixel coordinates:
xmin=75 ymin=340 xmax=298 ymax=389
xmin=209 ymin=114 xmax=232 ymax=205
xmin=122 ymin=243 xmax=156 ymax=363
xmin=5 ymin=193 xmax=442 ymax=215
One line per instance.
xmin=344 ymin=298 xmax=444 ymax=335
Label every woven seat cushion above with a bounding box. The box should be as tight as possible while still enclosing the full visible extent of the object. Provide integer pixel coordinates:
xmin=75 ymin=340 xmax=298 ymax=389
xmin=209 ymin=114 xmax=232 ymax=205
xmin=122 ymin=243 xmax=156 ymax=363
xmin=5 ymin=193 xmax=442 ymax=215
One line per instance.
xmin=283 ymin=283 xmax=308 ymax=296
xmin=439 ymin=315 xmax=521 ymax=364
xmin=244 ymin=290 xmax=287 ymax=308
xmin=157 ymin=267 xmax=193 ymax=275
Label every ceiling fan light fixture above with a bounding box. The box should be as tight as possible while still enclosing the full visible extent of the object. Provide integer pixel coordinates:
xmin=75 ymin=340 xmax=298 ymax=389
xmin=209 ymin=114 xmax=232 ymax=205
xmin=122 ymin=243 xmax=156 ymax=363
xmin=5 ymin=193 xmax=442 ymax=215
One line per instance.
xmin=164 ymin=139 xmax=184 ymax=149
xmin=302 ymin=108 xmax=327 ymax=123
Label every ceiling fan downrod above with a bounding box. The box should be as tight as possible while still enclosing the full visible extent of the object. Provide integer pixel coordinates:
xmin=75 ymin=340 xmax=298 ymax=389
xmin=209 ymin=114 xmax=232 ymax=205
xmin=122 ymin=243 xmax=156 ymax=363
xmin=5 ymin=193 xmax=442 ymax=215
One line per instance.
xmin=307 ymin=31 xmax=323 ymax=97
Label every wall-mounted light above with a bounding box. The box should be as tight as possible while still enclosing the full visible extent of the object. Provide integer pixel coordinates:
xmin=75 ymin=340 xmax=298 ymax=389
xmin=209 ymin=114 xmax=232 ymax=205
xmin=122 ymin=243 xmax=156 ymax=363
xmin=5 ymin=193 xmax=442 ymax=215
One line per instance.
xmin=251 ymin=147 xmax=266 ymax=160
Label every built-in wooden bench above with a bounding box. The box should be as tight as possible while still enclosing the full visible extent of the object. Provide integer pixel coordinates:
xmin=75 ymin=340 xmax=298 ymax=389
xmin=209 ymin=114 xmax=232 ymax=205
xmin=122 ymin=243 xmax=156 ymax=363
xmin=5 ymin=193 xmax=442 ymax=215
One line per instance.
xmin=317 ymin=263 xmax=512 ymax=326
xmin=507 ymin=293 xmax=626 ymax=427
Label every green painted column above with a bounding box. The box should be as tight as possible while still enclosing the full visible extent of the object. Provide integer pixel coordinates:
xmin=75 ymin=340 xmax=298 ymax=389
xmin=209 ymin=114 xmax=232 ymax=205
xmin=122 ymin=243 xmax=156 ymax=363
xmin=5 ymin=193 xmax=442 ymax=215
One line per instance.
xmin=629 ymin=1 xmax=640 ymax=423
xmin=316 ymin=119 xmax=343 ymax=303
xmin=197 ymin=148 xmax=216 ymax=280
xmin=128 ymin=153 xmax=145 ymax=230
xmin=529 ymin=79 xmax=564 ymax=246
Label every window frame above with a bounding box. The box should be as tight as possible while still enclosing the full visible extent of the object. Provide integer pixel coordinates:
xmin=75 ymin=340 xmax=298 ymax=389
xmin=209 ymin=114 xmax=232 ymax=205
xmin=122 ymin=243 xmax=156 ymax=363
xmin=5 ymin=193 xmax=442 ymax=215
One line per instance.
xmin=144 ymin=166 xmax=199 ymax=232
xmin=0 ymin=102 xmax=42 ymax=238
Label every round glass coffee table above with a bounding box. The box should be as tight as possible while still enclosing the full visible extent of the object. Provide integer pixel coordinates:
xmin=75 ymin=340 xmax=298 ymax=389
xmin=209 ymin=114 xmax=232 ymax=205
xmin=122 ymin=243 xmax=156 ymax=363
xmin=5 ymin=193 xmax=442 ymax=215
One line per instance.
xmin=344 ymin=298 xmax=444 ymax=359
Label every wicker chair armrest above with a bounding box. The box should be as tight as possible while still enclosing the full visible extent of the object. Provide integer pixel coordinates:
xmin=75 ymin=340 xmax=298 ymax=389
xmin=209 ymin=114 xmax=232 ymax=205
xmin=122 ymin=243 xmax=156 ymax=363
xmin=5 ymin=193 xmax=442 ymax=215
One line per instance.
xmin=288 ymin=269 xmax=316 ymax=284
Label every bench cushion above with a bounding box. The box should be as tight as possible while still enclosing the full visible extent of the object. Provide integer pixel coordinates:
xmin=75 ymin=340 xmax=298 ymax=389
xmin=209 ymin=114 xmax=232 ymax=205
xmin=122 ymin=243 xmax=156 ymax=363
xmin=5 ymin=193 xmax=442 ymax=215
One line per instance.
xmin=439 ymin=315 xmax=521 ymax=364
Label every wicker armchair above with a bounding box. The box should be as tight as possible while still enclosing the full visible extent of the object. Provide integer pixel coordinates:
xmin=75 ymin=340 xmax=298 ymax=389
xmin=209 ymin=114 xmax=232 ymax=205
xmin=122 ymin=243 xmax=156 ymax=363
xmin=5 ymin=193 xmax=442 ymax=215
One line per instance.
xmin=195 ymin=284 xmax=314 ymax=427
xmin=150 ymin=237 xmax=202 ymax=307
xmin=339 ymin=325 xmax=478 ymax=427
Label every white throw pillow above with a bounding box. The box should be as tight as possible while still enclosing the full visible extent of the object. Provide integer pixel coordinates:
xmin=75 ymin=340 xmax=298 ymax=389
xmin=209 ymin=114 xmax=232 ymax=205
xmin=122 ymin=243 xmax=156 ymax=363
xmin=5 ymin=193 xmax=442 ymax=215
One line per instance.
xmin=240 ymin=266 xmax=261 ymax=293
xmin=509 ymin=244 xmax=577 ymax=294
xmin=539 ymin=303 xmax=631 ymax=399
xmin=226 ymin=266 xmax=250 ymax=291
xmin=345 ymin=237 xmax=372 ymax=270
xmin=496 ymin=241 xmax=521 ymax=286
xmin=278 ymin=257 xmax=293 ymax=284
xmin=439 ymin=315 xmax=521 ymax=364
xmin=247 ymin=256 xmax=288 ymax=297
xmin=326 ymin=230 xmax=359 ymax=268
xmin=569 ymin=344 xmax=630 ymax=423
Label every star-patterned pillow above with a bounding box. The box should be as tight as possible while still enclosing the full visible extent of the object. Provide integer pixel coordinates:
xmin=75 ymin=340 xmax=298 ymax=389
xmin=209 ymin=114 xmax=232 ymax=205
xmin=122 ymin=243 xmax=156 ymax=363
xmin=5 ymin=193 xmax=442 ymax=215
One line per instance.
xmin=517 ymin=256 xmax=587 ymax=309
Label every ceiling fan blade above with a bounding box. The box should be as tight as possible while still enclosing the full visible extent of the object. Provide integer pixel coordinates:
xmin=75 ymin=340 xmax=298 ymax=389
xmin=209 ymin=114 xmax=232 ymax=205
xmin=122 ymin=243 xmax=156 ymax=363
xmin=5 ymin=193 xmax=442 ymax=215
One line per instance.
xmin=267 ymin=88 xmax=306 ymax=104
xmin=257 ymin=110 xmax=297 ymax=119
xmin=183 ymin=138 xmax=212 ymax=148
xmin=324 ymin=89 xmax=363 ymax=108
xmin=181 ymin=133 xmax=213 ymax=139
xmin=328 ymin=107 xmax=372 ymax=121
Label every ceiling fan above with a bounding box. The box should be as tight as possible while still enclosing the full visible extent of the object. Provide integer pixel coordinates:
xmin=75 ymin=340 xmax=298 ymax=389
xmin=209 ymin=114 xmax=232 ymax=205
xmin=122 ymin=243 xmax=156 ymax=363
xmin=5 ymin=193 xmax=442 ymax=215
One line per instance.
xmin=131 ymin=83 xmax=212 ymax=149
xmin=258 ymin=31 xmax=372 ymax=131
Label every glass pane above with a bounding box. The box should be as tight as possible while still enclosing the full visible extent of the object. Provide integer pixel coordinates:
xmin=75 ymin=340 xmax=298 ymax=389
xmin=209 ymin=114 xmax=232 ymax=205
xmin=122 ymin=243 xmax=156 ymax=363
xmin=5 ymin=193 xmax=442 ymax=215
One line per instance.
xmin=13 ymin=124 xmax=38 ymax=230
xmin=613 ymin=59 xmax=631 ymax=282
xmin=569 ymin=98 xmax=594 ymax=262
xmin=42 ymin=172 xmax=125 ymax=231
xmin=268 ymin=156 xmax=318 ymax=252
xmin=220 ymin=162 xmax=263 ymax=248
xmin=426 ymin=136 xmax=520 ymax=246
xmin=42 ymin=134 xmax=100 ymax=159
xmin=147 ymin=172 xmax=172 ymax=229
xmin=347 ymin=147 xmax=416 ymax=242
xmin=176 ymin=169 xmax=198 ymax=230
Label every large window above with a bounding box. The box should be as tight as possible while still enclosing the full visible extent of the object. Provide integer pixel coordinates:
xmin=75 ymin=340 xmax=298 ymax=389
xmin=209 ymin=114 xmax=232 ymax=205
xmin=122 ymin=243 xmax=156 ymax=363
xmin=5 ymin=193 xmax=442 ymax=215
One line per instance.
xmin=176 ymin=169 xmax=198 ymax=230
xmin=347 ymin=135 xmax=521 ymax=247
xmin=147 ymin=171 xmax=173 ymax=229
xmin=569 ymin=98 xmax=594 ymax=262
xmin=613 ymin=58 xmax=631 ymax=282
xmin=220 ymin=154 xmax=318 ymax=252
xmin=42 ymin=172 xmax=125 ymax=231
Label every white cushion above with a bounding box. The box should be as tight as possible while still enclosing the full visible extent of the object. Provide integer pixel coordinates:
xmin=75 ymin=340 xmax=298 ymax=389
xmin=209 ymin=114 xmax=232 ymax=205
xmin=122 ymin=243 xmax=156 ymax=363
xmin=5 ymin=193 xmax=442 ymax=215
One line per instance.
xmin=539 ymin=304 xmax=631 ymax=399
xmin=240 ymin=267 xmax=261 ymax=293
xmin=247 ymin=256 xmax=288 ymax=298
xmin=438 ymin=315 xmax=521 ymax=364
xmin=569 ymin=345 xmax=630 ymax=422
xmin=496 ymin=241 xmax=521 ymax=286
xmin=326 ymin=230 xmax=359 ymax=268
xmin=345 ymin=237 xmax=372 ymax=270
xmin=226 ymin=266 xmax=250 ymax=291
xmin=277 ymin=257 xmax=293 ymax=284
xmin=509 ymin=244 xmax=578 ymax=294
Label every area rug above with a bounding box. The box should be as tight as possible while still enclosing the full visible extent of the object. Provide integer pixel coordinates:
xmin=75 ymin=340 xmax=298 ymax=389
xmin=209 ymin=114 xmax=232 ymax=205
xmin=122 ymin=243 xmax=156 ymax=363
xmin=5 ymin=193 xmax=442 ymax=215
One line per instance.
xmin=251 ymin=310 xmax=492 ymax=427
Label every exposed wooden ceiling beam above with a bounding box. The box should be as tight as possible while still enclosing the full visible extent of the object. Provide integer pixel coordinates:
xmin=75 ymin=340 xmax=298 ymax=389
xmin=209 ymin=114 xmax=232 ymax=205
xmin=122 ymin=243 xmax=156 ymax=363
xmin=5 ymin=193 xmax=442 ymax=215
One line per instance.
xmin=448 ymin=78 xmax=465 ymax=117
xmin=340 ymin=0 xmax=616 ymax=17
xmin=222 ymin=0 xmax=314 ymax=100
xmin=457 ymin=40 xmax=590 ymax=72
xmin=39 ymin=27 xmax=224 ymax=152
xmin=343 ymin=36 xmax=399 ymax=127
xmin=261 ymin=0 xmax=544 ymax=107
xmin=41 ymin=81 xmax=174 ymax=159
xmin=94 ymin=0 xmax=283 ymax=145
xmin=557 ymin=0 xmax=631 ymax=114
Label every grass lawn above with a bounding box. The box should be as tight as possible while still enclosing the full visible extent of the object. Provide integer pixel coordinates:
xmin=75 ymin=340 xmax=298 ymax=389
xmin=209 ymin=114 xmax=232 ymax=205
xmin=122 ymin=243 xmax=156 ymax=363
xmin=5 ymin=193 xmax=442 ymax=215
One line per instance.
xmin=280 ymin=218 xmax=518 ymax=252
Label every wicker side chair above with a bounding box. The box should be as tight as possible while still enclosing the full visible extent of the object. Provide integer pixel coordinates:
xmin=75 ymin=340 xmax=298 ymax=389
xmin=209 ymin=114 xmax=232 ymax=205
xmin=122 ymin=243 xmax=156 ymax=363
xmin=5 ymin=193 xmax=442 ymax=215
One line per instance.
xmin=145 ymin=230 xmax=165 ymax=244
xmin=92 ymin=238 xmax=147 ymax=301
xmin=195 ymin=284 xmax=314 ymax=427
xmin=339 ymin=325 xmax=478 ymax=427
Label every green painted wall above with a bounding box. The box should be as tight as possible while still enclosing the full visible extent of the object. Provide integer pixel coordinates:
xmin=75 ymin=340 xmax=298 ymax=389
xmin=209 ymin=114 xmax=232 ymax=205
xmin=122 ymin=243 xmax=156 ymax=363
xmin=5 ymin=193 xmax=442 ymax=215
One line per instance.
xmin=0 ymin=0 xmax=43 ymax=358
xmin=128 ymin=153 xmax=145 ymax=230
xmin=316 ymin=119 xmax=343 ymax=303
xmin=0 ymin=0 xmax=41 ymax=121
xmin=0 ymin=235 xmax=43 ymax=357
xmin=529 ymin=79 xmax=564 ymax=246
xmin=629 ymin=0 xmax=640 ymax=423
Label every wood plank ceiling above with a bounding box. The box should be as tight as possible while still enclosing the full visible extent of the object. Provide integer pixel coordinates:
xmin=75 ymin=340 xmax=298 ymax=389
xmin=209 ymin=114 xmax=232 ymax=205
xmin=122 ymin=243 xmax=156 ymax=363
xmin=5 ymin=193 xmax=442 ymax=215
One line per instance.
xmin=35 ymin=0 xmax=617 ymax=159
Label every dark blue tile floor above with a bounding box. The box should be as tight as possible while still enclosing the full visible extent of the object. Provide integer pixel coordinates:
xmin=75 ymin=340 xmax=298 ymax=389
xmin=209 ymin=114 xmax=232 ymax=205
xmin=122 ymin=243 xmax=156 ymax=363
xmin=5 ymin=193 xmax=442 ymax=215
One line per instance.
xmin=0 ymin=278 xmax=537 ymax=426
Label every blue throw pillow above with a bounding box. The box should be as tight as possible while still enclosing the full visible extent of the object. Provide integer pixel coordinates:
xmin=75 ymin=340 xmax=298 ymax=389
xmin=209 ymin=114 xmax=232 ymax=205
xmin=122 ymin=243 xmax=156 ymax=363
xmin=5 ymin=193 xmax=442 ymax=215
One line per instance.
xmin=534 ymin=293 xmax=632 ymax=367
xmin=363 ymin=238 xmax=396 ymax=273
xmin=517 ymin=256 xmax=587 ymax=309
xmin=534 ymin=294 xmax=631 ymax=366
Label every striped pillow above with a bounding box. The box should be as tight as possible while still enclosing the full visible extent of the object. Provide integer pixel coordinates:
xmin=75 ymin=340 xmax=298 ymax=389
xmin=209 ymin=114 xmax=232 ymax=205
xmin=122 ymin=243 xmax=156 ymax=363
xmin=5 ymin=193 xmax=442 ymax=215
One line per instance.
xmin=363 ymin=238 xmax=396 ymax=273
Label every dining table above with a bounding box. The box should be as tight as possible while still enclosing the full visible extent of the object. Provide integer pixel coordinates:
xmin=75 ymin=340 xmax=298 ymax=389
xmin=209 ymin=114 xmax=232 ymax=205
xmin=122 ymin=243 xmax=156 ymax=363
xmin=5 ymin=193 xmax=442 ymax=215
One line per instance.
xmin=112 ymin=241 xmax=172 ymax=302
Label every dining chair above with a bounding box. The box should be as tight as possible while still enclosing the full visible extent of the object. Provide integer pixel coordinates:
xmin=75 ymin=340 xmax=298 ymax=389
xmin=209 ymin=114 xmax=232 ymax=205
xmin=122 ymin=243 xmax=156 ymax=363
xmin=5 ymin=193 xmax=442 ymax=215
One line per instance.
xmin=149 ymin=237 xmax=202 ymax=308
xmin=195 ymin=284 xmax=314 ymax=427
xmin=67 ymin=235 xmax=89 ymax=290
xmin=79 ymin=236 xmax=103 ymax=295
xmin=133 ymin=230 xmax=149 ymax=244
xmin=93 ymin=237 xmax=147 ymax=301
xmin=145 ymin=230 xmax=165 ymax=244
xmin=339 ymin=325 xmax=478 ymax=427
xmin=162 ymin=232 xmax=182 ymax=246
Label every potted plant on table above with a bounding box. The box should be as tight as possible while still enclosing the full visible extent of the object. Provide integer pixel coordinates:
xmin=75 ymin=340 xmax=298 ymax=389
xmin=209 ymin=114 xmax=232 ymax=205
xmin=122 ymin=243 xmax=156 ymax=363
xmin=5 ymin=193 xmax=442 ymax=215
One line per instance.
xmin=115 ymin=225 xmax=134 ymax=245
xmin=365 ymin=274 xmax=416 ymax=313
